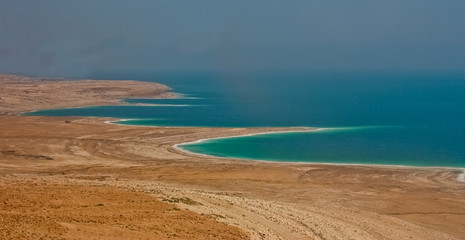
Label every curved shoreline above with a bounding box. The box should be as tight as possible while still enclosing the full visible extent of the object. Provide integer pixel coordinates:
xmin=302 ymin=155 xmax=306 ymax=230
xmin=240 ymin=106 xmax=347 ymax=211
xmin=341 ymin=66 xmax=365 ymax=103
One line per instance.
xmin=172 ymin=127 xmax=322 ymax=158
xmin=100 ymin=118 xmax=465 ymax=172
xmin=169 ymin=126 xmax=465 ymax=172
xmin=27 ymin=108 xmax=465 ymax=174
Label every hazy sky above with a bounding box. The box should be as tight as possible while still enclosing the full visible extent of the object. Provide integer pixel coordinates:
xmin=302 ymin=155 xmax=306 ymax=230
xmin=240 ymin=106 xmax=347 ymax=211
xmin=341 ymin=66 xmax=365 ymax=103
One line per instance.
xmin=0 ymin=0 xmax=464 ymax=77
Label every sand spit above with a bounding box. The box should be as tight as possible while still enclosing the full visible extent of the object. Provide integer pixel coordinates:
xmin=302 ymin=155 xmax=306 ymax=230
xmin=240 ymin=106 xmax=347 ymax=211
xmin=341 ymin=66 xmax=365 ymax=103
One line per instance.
xmin=173 ymin=127 xmax=321 ymax=159
xmin=0 ymin=74 xmax=176 ymax=115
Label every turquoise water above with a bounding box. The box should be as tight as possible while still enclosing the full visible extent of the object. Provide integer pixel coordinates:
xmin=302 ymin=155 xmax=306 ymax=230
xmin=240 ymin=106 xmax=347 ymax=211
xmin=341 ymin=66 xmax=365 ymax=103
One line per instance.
xmin=27 ymin=72 xmax=465 ymax=167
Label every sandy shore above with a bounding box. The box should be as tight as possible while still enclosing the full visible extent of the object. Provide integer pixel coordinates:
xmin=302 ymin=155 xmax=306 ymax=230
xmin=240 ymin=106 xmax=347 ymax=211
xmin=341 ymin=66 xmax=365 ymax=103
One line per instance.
xmin=1 ymin=74 xmax=465 ymax=239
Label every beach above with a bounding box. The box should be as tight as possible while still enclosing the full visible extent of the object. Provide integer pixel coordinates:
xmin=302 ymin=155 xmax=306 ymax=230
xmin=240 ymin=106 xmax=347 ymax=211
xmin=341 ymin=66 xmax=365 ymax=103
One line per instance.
xmin=1 ymin=74 xmax=465 ymax=239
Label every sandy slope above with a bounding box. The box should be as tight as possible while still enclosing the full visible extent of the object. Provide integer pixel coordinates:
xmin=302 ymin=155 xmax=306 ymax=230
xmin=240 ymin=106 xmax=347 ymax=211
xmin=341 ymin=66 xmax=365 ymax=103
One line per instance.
xmin=1 ymin=74 xmax=464 ymax=239
xmin=0 ymin=176 xmax=248 ymax=240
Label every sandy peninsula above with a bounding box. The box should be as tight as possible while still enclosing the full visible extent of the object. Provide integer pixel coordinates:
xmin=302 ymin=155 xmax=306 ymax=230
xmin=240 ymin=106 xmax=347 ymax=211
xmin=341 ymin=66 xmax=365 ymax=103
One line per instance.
xmin=1 ymin=74 xmax=464 ymax=240
xmin=0 ymin=74 xmax=177 ymax=115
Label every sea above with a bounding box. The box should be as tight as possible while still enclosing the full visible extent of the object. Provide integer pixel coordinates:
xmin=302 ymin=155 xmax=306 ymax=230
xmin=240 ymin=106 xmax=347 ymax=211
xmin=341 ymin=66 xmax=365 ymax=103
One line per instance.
xmin=27 ymin=71 xmax=465 ymax=167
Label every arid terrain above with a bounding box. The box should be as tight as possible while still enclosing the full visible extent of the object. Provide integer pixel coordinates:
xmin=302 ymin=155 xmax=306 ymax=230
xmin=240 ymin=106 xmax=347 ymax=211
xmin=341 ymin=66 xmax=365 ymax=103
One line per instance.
xmin=0 ymin=74 xmax=176 ymax=115
xmin=1 ymin=74 xmax=464 ymax=239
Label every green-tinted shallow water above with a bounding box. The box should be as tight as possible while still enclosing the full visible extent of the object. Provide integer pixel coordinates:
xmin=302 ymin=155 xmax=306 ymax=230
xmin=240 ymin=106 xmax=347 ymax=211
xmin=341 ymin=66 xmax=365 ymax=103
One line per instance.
xmin=182 ymin=127 xmax=465 ymax=167
xmin=27 ymin=72 xmax=465 ymax=167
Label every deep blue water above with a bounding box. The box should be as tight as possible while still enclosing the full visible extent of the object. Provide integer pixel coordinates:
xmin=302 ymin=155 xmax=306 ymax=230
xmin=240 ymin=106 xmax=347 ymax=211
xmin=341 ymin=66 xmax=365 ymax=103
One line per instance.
xmin=27 ymin=72 xmax=465 ymax=167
